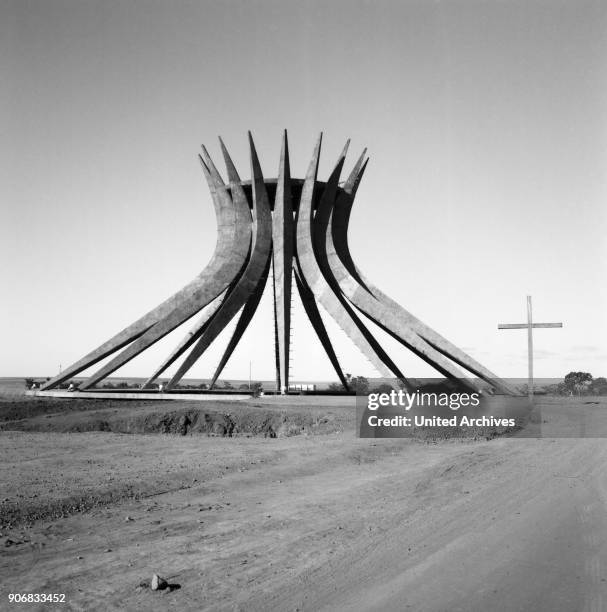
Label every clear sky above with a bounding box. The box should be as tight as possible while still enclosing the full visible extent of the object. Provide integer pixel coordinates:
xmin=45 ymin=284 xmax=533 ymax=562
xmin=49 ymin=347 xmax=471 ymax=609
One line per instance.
xmin=2 ymin=0 xmax=606 ymax=381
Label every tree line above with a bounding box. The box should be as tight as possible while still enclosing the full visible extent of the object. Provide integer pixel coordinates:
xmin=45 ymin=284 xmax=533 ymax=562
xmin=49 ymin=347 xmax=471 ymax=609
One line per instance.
xmin=327 ymin=371 xmax=607 ymax=396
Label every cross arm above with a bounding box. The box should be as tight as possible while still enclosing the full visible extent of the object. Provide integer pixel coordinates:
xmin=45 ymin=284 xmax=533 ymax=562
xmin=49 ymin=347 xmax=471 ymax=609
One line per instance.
xmin=498 ymin=323 xmax=563 ymax=329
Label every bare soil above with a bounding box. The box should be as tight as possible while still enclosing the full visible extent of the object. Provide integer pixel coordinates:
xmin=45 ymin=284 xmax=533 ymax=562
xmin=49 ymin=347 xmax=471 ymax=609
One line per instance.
xmin=1 ymin=396 xmax=607 ymax=611
xmin=0 ymin=398 xmax=352 ymax=438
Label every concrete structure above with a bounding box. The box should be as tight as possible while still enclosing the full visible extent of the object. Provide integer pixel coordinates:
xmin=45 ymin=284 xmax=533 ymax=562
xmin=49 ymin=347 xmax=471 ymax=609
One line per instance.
xmin=27 ymin=390 xmax=252 ymax=401
xmin=288 ymin=383 xmax=317 ymax=392
xmin=42 ymin=132 xmax=516 ymax=395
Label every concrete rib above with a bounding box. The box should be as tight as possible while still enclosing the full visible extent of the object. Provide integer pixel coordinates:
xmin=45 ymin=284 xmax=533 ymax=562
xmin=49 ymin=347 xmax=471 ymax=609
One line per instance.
xmin=77 ymin=156 xmax=252 ymax=390
xmin=41 ymin=155 xmax=248 ymax=391
xmin=166 ymin=133 xmax=273 ymax=388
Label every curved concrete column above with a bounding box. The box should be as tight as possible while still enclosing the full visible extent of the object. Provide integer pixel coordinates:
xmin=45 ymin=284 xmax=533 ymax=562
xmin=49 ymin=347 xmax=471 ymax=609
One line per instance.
xmin=41 ymin=153 xmax=251 ymax=391
xmin=294 ymin=136 xmax=406 ymax=381
xmin=313 ymin=155 xmax=475 ymax=388
xmin=141 ymin=287 xmax=229 ymax=389
xmin=77 ymin=155 xmax=253 ymax=390
xmin=166 ymin=133 xmax=273 ymax=388
xmin=293 ymin=267 xmax=350 ymax=391
xmin=326 ymin=160 xmax=517 ymax=394
xmin=209 ymin=255 xmax=271 ymax=389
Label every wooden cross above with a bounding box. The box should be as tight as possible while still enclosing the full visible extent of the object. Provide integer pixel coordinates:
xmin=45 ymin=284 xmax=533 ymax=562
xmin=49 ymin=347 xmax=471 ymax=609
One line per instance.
xmin=498 ymin=296 xmax=562 ymax=400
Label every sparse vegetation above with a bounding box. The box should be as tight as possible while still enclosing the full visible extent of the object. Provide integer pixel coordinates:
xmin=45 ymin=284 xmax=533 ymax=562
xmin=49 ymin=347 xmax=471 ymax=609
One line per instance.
xmin=590 ymin=377 xmax=607 ymax=395
xmin=543 ymin=372 xmax=607 ymax=396
xmin=564 ymin=371 xmax=593 ymax=395
xmin=328 ymin=373 xmax=369 ymax=394
xmin=250 ymin=381 xmax=263 ymax=397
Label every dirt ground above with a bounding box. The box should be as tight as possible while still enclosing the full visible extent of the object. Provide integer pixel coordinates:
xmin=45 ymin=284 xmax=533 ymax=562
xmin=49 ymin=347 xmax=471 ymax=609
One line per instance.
xmin=2 ymin=396 xmax=607 ymax=611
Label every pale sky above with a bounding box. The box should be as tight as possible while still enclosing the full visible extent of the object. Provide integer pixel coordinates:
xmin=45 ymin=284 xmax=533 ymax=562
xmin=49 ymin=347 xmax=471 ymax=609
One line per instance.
xmin=2 ymin=0 xmax=606 ymax=381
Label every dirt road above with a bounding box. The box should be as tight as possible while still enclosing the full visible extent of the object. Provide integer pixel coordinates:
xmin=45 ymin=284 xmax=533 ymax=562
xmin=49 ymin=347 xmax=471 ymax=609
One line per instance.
xmin=2 ymin=426 xmax=607 ymax=611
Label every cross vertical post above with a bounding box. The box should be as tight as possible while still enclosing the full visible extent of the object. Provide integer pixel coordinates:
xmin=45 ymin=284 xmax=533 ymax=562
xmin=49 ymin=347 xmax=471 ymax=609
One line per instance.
xmin=527 ymin=295 xmax=533 ymax=400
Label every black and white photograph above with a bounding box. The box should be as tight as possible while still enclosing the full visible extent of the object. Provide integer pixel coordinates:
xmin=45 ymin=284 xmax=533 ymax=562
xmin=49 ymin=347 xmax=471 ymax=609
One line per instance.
xmin=1 ymin=0 xmax=606 ymax=610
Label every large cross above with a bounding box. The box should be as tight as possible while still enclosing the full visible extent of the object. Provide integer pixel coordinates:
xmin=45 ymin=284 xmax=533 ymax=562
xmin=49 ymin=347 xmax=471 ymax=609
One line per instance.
xmin=498 ymin=296 xmax=562 ymax=400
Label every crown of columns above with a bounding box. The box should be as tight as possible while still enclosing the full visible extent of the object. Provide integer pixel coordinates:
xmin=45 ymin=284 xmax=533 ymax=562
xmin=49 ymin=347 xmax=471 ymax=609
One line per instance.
xmin=42 ymin=132 xmax=516 ymax=395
